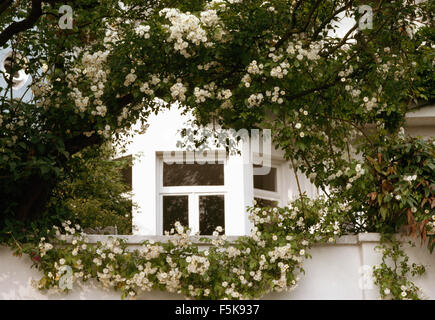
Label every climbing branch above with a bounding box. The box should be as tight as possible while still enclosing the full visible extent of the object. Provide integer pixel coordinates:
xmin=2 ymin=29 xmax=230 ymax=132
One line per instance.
xmin=0 ymin=0 xmax=77 ymax=47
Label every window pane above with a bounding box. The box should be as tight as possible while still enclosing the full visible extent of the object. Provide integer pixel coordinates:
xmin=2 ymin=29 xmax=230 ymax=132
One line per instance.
xmin=199 ymin=195 xmax=225 ymax=235
xmin=114 ymin=155 xmax=132 ymax=191
xmin=163 ymin=163 xmax=224 ymax=186
xmin=163 ymin=196 xmax=188 ymax=233
xmin=253 ymin=165 xmax=277 ymax=192
xmin=254 ymin=197 xmax=278 ymax=208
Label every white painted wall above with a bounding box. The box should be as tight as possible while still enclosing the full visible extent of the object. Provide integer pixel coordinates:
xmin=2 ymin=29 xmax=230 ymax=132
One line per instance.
xmin=1 ymin=234 xmax=434 ymax=300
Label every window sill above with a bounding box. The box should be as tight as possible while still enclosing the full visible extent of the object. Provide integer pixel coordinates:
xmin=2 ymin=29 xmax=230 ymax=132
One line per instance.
xmin=67 ymin=234 xmax=242 ymax=246
xmin=64 ymin=233 xmax=388 ymax=246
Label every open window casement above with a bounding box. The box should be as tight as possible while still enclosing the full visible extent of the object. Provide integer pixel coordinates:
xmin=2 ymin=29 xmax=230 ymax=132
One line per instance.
xmin=1 ymin=50 xmax=30 ymax=90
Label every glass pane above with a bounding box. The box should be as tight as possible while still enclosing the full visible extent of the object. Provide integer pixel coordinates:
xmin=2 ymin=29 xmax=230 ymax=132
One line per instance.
xmin=163 ymin=196 xmax=188 ymax=233
xmin=121 ymin=165 xmax=132 ymax=191
xmin=114 ymin=155 xmax=132 ymax=191
xmin=254 ymin=197 xmax=278 ymax=208
xmin=253 ymin=165 xmax=277 ymax=192
xmin=199 ymin=195 xmax=225 ymax=235
xmin=163 ymin=162 xmax=224 ymax=186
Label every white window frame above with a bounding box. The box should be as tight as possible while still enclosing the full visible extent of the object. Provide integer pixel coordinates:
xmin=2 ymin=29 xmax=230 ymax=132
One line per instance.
xmin=156 ymin=152 xmax=228 ymax=235
xmin=253 ymin=160 xmax=286 ymax=207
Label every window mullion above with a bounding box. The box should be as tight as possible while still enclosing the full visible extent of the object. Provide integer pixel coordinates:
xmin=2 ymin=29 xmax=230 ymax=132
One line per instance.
xmin=189 ymin=193 xmax=199 ymax=234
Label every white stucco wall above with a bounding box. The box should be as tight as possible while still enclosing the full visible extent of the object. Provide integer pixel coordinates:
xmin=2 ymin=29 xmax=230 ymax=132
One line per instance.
xmin=1 ymin=234 xmax=434 ymax=300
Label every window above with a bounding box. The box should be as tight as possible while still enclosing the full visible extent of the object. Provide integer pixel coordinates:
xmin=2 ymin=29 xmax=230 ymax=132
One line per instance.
xmin=254 ymin=166 xmax=277 ymax=192
xmin=199 ymin=195 xmax=225 ymax=235
xmin=163 ymin=195 xmax=189 ymax=233
xmin=253 ymin=164 xmax=281 ymax=207
xmin=110 ymin=155 xmax=133 ymax=229
xmin=158 ymin=153 xmax=226 ymax=235
xmin=163 ymin=162 xmax=224 ymax=186
xmin=115 ymin=155 xmax=132 ymax=191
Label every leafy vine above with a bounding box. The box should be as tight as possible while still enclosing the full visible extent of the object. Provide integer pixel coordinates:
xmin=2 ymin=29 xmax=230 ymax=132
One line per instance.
xmin=16 ymin=197 xmax=345 ymax=300
xmin=373 ymin=234 xmax=426 ymax=300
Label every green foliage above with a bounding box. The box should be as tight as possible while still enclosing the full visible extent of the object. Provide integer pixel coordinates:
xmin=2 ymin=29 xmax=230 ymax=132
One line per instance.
xmin=47 ymin=144 xmax=133 ymax=234
xmin=0 ymin=205 xmax=70 ymax=248
xmin=356 ymin=134 xmax=434 ymax=247
xmin=373 ymin=234 xmax=426 ymax=300
xmin=1 ymin=0 xmax=433 ymax=224
xmin=0 ymin=0 xmax=434 ymax=300
xmin=0 ymin=143 xmax=133 ymax=245
xmin=23 ymin=196 xmax=345 ymax=300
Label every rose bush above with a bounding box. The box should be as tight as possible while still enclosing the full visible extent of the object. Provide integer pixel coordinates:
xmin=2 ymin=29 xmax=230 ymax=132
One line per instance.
xmin=22 ymin=196 xmax=346 ymax=300
xmin=1 ymin=0 xmax=434 ymax=300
